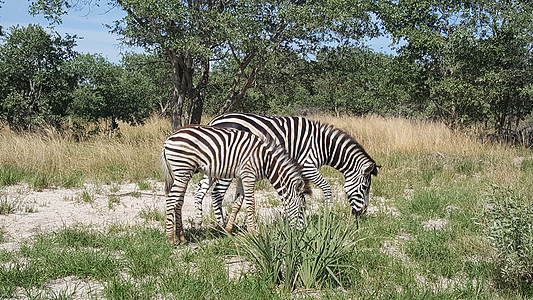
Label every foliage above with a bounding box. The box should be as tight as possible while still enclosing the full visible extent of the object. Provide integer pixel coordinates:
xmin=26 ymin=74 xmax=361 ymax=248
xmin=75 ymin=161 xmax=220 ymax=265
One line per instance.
xmin=30 ymin=0 xmax=378 ymax=129
xmin=223 ymin=46 xmax=416 ymax=117
xmin=377 ymin=0 xmax=533 ymax=130
xmin=485 ymin=185 xmax=533 ymax=290
xmin=0 ymin=24 xmax=77 ymax=131
xmin=67 ymin=53 xmax=156 ymax=131
xmin=3 ymin=1 xmax=533 ymax=136
xmin=121 ymin=53 xmax=173 ymax=116
xmin=237 ymin=208 xmax=358 ymax=291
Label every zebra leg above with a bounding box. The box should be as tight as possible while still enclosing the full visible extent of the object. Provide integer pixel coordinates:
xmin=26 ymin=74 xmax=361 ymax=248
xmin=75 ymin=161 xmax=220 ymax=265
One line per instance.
xmin=225 ymin=194 xmax=243 ymax=233
xmin=193 ymin=175 xmax=214 ymax=228
xmin=241 ymin=179 xmax=259 ymax=234
xmin=211 ymin=179 xmax=233 ymax=227
xmin=166 ymin=173 xmax=191 ymax=245
xmin=303 ymin=167 xmax=332 ymax=202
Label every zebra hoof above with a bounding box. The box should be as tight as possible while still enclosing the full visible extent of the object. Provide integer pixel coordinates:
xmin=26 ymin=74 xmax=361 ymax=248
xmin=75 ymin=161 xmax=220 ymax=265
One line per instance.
xmin=192 ymin=218 xmax=204 ymax=229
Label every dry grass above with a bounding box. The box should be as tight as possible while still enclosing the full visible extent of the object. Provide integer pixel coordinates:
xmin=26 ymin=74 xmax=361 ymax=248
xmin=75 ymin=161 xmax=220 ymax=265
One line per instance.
xmin=311 ymin=115 xmax=484 ymax=154
xmin=0 ymin=114 xmax=529 ymax=188
xmin=0 ymin=116 xmax=172 ymax=187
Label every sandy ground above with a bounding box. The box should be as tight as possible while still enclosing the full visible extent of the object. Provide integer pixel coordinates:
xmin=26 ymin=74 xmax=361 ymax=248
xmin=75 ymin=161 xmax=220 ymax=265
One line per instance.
xmin=0 ymin=180 xmax=403 ymax=251
xmin=0 ymin=181 xmax=293 ymax=298
xmin=1 ymin=181 xmax=167 ymax=251
xmin=0 ymin=181 xmax=274 ymax=251
xmin=0 ymin=181 xmax=408 ymax=298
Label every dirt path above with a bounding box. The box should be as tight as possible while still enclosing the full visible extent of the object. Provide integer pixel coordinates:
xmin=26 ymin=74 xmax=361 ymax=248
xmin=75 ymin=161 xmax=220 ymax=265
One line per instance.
xmin=0 ymin=181 xmax=217 ymax=251
xmin=0 ymin=181 xmax=330 ymax=251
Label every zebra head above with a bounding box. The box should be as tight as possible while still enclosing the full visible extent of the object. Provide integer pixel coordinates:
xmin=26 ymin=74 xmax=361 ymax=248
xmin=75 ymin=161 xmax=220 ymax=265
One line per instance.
xmin=285 ymin=177 xmax=311 ymax=229
xmin=345 ymin=162 xmax=380 ymax=216
xmin=278 ymin=176 xmax=311 ymax=229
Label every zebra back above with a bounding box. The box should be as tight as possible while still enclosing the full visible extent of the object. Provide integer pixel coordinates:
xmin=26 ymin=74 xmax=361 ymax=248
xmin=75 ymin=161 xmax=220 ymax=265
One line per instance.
xmin=209 ymin=113 xmax=315 ymax=164
xmin=162 ymin=124 xmax=309 ymax=235
xmin=208 ymin=113 xmax=378 ymax=215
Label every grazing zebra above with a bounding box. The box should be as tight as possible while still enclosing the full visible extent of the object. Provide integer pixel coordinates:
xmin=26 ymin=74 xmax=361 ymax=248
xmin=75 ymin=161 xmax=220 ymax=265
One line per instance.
xmin=193 ymin=113 xmax=380 ymax=227
xmin=161 ymin=124 xmax=310 ymax=244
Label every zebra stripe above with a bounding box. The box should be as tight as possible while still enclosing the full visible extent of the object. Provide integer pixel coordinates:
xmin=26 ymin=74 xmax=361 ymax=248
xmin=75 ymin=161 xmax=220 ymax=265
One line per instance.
xmin=161 ymin=124 xmax=309 ymax=244
xmin=193 ymin=113 xmax=379 ymax=226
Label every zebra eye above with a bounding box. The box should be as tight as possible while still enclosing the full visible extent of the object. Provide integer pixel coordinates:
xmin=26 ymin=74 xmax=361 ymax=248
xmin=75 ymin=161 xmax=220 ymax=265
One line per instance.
xmin=296 ymin=179 xmax=305 ymax=192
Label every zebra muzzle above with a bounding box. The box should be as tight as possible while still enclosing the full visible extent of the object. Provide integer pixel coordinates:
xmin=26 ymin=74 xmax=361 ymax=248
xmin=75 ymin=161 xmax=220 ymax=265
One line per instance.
xmin=352 ymin=205 xmax=367 ymax=216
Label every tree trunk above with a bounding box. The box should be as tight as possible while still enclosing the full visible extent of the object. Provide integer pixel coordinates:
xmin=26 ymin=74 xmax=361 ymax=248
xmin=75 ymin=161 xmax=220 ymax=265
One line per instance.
xmin=190 ymin=59 xmax=209 ymax=124
xmin=218 ymin=67 xmax=257 ymax=114
xmin=170 ymin=86 xmax=184 ymax=131
xmin=168 ymin=52 xmax=199 ymax=131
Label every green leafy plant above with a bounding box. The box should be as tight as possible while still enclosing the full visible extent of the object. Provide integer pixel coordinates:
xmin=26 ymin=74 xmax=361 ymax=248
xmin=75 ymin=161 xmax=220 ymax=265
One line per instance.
xmin=237 ymin=207 xmax=358 ymax=291
xmin=485 ymin=185 xmax=533 ymax=289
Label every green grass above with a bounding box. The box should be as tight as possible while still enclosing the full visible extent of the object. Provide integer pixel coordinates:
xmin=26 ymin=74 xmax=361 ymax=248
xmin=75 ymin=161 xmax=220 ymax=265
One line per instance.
xmin=0 ymin=227 xmax=6 ymax=244
xmin=138 ymin=206 xmax=165 ymax=223
xmin=78 ymin=190 xmax=94 ymax=203
xmin=137 ymin=181 xmax=152 ymax=191
xmin=1 ymin=116 xmax=533 ymax=298
xmin=108 ymin=195 xmax=121 ymax=208
xmin=0 ymin=194 xmax=16 ymax=215
xmin=0 ymin=224 xmax=281 ymax=299
xmin=0 ymin=166 xmax=25 ymax=188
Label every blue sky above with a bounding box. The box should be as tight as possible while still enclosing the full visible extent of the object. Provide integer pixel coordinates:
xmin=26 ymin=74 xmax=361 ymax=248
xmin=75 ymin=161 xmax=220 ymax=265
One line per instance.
xmin=1 ymin=0 xmax=142 ymax=63
xmin=1 ymin=1 xmax=396 ymax=64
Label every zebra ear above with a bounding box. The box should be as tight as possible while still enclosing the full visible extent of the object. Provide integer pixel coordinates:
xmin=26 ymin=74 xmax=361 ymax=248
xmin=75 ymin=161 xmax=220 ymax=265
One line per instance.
xmin=363 ymin=163 xmax=380 ymax=176
xmin=372 ymin=164 xmax=382 ymax=176
xmin=296 ymin=179 xmax=305 ymax=192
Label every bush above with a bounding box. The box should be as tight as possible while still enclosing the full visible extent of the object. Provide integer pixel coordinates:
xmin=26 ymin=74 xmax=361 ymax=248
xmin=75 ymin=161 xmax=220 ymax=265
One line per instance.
xmin=236 ymin=207 xmax=359 ymax=292
xmin=485 ymin=185 xmax=533 ymax=289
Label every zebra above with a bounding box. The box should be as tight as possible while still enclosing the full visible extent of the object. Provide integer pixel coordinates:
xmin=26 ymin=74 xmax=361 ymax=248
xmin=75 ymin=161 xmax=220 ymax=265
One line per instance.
xmin=193 ymin=113 xmax=380 ymax=227
xmin=161 ymin=124 xmax=310 ymax=244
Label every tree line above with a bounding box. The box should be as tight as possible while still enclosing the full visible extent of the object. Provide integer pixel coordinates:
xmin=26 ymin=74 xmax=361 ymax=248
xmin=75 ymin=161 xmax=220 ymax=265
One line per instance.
xmin=1 ymin=0 xmax=532 ymax=135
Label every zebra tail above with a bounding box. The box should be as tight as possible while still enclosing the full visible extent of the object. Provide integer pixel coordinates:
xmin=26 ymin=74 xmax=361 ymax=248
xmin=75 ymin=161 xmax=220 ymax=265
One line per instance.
xmin=160 ymin=150 xmax=174 ymax=196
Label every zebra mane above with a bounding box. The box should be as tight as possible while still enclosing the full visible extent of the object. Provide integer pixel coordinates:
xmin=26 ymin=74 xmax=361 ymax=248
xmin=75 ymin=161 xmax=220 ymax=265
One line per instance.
xmin=261 ymin=135 xmax=312 ymax=195
xmin=316 ymin=121 xmax=376 ymax=164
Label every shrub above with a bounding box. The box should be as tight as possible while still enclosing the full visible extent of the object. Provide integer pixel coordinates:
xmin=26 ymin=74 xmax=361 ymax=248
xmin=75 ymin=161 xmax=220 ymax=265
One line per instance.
xmin=237 ymin=208 xmax=358 ymax=292
xmin=485 ymin=185 xmax=533 ymax=289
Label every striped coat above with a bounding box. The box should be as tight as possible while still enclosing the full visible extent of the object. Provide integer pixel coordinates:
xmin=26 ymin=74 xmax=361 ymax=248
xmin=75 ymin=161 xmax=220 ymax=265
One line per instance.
xmin=161 ymin=125 xmax=309 ymax=244
xmin=194 ymin=113 xmax=379 ymax=226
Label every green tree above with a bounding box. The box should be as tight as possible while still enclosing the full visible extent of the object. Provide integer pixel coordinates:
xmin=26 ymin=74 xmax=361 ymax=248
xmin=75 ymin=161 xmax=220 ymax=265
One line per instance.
xmin=377 ymin=0 xmax=533 ymax=130
xmin=68 ymin=53 xmax=155 ymax=131
xmin=121 ymin=53 xmax=173 ymax=116
xmin=233 ymin=46 xmax=415 ymax=117
xmin=0 ymin=24 xmax=77 ymax=131
xmin=309 ymin=47 xmax=413 ymax=116
xmin=30 ymin=0 xmax=377 ymax=129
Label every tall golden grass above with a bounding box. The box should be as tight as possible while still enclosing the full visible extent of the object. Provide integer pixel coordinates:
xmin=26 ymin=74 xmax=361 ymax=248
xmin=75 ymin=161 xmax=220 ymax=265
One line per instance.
xmin=0 ymin=115 xmax=527 ymax=187
xmin=0 ymin=116 xmax=172 ymax=186
xmin=310 ymin=115 xmax=528 ymax=187
xmin=311 ymin=115 xmax=481 ymax=154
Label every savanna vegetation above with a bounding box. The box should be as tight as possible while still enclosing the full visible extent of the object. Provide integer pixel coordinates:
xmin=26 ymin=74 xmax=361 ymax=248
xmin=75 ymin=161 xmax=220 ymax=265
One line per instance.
xmin=0 ymin=0 xmax=532 ymax=136
xmin=1 ymin=0 xmax=533 ymax=298
xmin=1 ymin=116 xmax=532 ymax=298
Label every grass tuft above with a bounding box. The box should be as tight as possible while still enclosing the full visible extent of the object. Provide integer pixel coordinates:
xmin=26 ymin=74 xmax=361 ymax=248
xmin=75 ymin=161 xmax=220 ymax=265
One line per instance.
xmin=237 ymin=207 xmax=358 ymax=292
xmin=485 ymin=185 xmax=533 ymax=291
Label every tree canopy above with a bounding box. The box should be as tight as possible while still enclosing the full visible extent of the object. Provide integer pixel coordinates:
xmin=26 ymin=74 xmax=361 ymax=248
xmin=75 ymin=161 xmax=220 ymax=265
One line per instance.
xmin=0 ymin=0 xmax=531 ymax=136
xmin=30 ymin=0 xmax=378 ymax=129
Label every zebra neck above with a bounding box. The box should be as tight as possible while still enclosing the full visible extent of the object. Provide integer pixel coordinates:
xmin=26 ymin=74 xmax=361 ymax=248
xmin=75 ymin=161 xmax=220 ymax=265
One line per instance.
xmin=265 ymin=155 xmax=286 ymax=192
xmin=320 ymin=127 xmax=372 ymax=175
